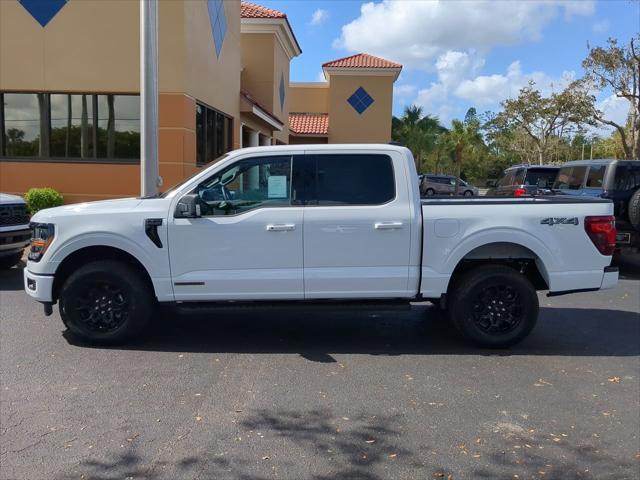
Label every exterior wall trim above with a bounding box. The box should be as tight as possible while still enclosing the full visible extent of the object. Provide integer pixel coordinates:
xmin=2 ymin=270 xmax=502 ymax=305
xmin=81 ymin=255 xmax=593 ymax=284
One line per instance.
xmin=322 ymin=67 xmax=401 ymax=81
xmin=241 ymin=19 xmax=302 ymax=59
xmin=252 ymin=105 xmax=284 ymax=130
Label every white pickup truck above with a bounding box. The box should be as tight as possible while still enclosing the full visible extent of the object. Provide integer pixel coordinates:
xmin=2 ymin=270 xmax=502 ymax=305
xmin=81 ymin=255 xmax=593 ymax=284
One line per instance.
xmin=24 ymin=145 xmax=618 ymax=348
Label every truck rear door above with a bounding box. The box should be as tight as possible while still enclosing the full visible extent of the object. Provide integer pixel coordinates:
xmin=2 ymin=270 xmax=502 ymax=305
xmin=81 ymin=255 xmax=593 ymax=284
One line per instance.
xmin=302 ymin=151 xmax=413 ymax=298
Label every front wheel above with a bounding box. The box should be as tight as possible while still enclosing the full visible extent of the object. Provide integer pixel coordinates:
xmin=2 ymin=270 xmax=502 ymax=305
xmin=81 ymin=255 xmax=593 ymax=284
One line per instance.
xmin=448 ymin=265 xmax=538 ymax=348
xmin=463 ymin=190 xmax=474 ymax=197
xmin=425 ymin=188 xmax=435 ymax=196
xmin=59 ymin=260 xmax=154 ymax=344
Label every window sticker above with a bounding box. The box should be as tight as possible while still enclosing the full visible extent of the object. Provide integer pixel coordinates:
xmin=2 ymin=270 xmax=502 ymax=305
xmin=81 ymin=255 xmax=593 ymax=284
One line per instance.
xmin=268 ymin=176 xmax=288 ymax=198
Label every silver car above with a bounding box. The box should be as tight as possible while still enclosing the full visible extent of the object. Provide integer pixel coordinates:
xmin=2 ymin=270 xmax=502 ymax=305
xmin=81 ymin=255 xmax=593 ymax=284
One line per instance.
xmin=420 ymin=175 xmax=479 ymax=196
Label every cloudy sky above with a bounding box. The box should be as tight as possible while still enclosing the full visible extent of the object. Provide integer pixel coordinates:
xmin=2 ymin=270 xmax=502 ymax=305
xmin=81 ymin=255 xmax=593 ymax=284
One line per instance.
xmin=258 ymin=0 xmax=638 ymax=127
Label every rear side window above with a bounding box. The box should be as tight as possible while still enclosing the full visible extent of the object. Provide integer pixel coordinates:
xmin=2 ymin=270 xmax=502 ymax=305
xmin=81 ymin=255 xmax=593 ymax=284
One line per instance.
xmin=585 ymin=165 xmax=606 ymax=188
xmin=497 ymin=170 xmax=516 ymax=187
xmin=513 ymin=168 xmax=526 ymax=185
xmin=310 ymin=154 xmax=395 ymax=205
xmin=553 ymin=166 xmax=587 ymax=190
xmin=614 ymin=164 xmax=640 ymax=191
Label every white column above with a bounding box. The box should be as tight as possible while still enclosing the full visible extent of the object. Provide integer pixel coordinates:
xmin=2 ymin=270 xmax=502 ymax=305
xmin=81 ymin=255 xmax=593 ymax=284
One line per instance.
xmin=140 ymin=0 xmax=160 ymax=196
xmin=247 ymin=129 xmax=260 ymax=191
xmin=259 ymin=135 xmax=271 ymax=146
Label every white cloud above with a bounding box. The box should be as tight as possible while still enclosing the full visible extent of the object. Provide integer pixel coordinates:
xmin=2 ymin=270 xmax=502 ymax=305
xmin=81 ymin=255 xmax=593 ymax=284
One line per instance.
xmin=592 ymin=19 xmax=610 ymax=33
xmin=310 ymin=8 xmax=329 ymax=26
xmin=394 ymin=84 xmax=418 ymax=98
xmin=454 ymin=61 xmax=576 ymax=105
xmin=598 ymin=94 xmax=630 ymax=126
xmin=333 ymin=0 xmax=595 ymax=69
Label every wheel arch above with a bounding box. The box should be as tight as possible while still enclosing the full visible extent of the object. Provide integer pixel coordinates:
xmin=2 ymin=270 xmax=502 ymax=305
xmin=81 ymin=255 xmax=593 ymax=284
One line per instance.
xmin=52 ymin=245 xmax=156 ymax=303
xmin=445 ymin=239 xmax=551 ymax=294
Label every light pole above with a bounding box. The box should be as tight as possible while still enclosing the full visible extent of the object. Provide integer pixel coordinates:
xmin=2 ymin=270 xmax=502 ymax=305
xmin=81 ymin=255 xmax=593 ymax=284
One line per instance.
xmin=140 ymin=0 xmax=160 ymax=197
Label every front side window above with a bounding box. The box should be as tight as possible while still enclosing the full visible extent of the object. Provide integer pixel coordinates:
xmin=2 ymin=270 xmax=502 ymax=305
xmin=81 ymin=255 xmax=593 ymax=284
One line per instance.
xmin=310 ymin=154 xmax=395 ymax=206
xmin=585 ymin=165 xmax=606 ymax=188
xmin=553 ymin=166 xmax=587 ymax=190
xmin=194 ymin=155 xmax=292 ymax=215
xmin=0 ymin=92 xmax=139 ymax=161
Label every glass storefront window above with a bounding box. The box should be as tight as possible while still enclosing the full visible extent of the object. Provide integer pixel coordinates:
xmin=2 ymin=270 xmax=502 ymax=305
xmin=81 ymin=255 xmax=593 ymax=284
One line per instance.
xmin=195 ymin=101 xmax=233 ymax=167
xmin=1 ymin=92 xmax=139 ymax=162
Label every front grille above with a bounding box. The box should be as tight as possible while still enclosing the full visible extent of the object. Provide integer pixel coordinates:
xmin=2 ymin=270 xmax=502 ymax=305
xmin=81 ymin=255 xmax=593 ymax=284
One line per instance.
xmin=0 ymin=204 xmax=30 ymax=227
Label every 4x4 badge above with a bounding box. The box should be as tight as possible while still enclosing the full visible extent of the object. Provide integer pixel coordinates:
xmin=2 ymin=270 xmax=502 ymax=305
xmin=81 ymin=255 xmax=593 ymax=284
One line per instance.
xmin=541 ymin=217 xmax=579 ymax=226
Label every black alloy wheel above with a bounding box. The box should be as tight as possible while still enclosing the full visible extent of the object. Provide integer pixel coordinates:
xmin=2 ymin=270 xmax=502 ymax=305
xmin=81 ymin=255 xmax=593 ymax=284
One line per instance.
xmin=59 ymin=260 xmax=153 ymax=344
xmin=448 ymin=264 xmax=539 ymax=348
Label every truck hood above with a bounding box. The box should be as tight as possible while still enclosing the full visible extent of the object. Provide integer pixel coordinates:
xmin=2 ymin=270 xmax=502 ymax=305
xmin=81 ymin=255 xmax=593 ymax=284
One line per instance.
xmin=32 ymin=197 xmax=144 ymax=222
xmin=0 ymin=193 xmax=26 ymax=205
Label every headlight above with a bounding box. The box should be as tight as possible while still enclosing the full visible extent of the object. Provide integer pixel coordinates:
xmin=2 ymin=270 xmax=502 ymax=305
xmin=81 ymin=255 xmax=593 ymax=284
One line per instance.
xmin=28 ymin=223 xmax=55 ymax=262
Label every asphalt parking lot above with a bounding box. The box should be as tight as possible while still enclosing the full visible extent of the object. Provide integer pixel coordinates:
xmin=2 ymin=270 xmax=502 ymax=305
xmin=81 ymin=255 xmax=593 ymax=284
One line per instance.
xmin=1 ymin=262 xmax=639 ymax=480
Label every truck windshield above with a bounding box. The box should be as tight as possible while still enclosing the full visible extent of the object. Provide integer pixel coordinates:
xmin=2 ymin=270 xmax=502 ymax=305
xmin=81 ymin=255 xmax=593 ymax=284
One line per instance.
xmin=553 ymin=166 xmax=587 ymax=190
xmin=524 ymin=169 xmax=558 ymax=188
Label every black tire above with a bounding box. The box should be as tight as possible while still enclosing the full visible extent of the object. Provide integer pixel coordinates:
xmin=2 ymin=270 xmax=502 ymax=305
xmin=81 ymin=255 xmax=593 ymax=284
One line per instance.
xmin=628 ymin=189 xmax=640 ymax=232
xmin=0 ymin=252 xmax=23 ymax=269
xmin=463 ymin=190 xmax=473 ymax=196
xmin=448 ymin=265 xmax=538 ymax=348
xmin=59 ymin=260 xmax=154 ymax=344
xmin=425 ymin=188 xmax=435 ymax=196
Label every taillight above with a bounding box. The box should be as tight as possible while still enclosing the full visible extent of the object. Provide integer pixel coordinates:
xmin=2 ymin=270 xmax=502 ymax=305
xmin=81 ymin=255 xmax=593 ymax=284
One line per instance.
xmin=584 ymin=216 xmax=616 ymax=256
xmin=514 ymin=188 xmax=526 ymax=197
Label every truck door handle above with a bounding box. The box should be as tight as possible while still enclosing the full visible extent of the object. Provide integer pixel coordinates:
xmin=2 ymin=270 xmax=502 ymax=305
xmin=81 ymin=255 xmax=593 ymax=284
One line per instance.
xmin=374 ymin=222 xmax=403 ymax=230
xmin=266 ymin=224 xmax=296 ymax=232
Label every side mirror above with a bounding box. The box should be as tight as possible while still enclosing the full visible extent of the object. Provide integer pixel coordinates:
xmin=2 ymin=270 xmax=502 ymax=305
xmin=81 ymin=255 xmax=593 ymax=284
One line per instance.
xmin=174 ymin=194 xmax=201 ymax=218
xmin=485 ymin=180 xmax=497 ymax=188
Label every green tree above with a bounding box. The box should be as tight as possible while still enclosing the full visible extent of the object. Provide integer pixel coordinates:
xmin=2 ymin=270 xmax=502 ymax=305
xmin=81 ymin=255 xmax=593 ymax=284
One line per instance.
xmin=495 ymin=81 xmax=594 ymax=165
xmin=581 ymin=35 xmax=640 ymax=159
xmin=392 ymin=105 xmax=446 ymax=172
xmin=446 ymin=108 xmax=486 ymax=191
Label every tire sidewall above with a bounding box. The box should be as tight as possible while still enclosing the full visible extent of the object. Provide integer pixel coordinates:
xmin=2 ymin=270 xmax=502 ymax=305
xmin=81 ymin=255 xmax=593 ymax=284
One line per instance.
xmin=59 ymin=262 xmax=152 ymax=343
xmin=450 ymin=267 xmax=539 ymax=348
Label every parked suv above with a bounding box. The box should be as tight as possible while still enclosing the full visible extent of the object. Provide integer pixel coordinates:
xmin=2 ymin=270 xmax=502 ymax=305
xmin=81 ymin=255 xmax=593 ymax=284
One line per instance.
xmin=487 ymin=165 xmax=559 ymax=197
xmin=0 ymin=193 xmax=30 ymax=269
xmin=420 ymin=175 xmax=478 ymax=196
xmin=552 ymin=159 xmax=640 ymax=260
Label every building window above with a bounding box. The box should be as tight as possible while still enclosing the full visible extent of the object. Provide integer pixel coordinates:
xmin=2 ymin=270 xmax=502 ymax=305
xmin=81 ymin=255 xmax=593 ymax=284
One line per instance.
xmin=347 ymin=86 xmax=374 ymax=115
xmin=0 ymin=92 xmax=139 ymax=162
xmin=196 ymin=102 xmax=233 ymax=166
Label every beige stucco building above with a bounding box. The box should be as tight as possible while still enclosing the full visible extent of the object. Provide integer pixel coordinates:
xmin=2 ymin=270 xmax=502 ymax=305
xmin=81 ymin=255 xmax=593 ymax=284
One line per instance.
xmin=0 ymin=0 xmax=401 ymax=202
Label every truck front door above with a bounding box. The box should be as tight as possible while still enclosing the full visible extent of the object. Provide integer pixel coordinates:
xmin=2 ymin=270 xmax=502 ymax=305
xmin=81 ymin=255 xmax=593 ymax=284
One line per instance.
xmin=168 ymin=154 xmax=304 ymax=301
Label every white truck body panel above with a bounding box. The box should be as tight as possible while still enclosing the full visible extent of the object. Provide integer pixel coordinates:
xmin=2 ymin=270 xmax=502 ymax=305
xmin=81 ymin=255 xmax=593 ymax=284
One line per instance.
xmin=24 ymin=144 xmax=617 ymax=307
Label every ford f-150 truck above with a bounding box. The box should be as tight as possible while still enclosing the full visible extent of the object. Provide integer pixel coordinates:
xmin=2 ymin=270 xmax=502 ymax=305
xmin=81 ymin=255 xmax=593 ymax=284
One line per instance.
xmin=1 ymin=193 xmax=31 ymax=269
xmin=24 ymin=145 xmax=619 ymax=348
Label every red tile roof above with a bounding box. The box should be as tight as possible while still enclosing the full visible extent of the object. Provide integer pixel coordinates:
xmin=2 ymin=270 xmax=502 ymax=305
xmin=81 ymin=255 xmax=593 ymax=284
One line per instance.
xmin=289 ymin=113 xmax=329 ymax=135
xmin=241 ymin=2 xmax=286 ymax=19
xmin=322 ymin=53 xmax=402 ymax=69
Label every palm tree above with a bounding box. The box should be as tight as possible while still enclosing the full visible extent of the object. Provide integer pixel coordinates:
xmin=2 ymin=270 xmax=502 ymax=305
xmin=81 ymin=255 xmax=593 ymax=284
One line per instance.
xmin=392 ymin=105 xmax=446 ymax=173
xmin=446 ymin=110 xmax=485 ymax=192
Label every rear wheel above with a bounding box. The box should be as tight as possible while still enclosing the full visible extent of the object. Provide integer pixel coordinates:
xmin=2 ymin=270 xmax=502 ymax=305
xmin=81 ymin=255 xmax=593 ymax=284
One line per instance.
xmin=59 ymin=260 xmax=153 ymax=344
xmin=448 ymin=265 xmax=538 ymax=348
xmin=628 ymin=189 xmax=640 ymax=231
xmin=425 ymin=188 xmax=435 ymax=196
